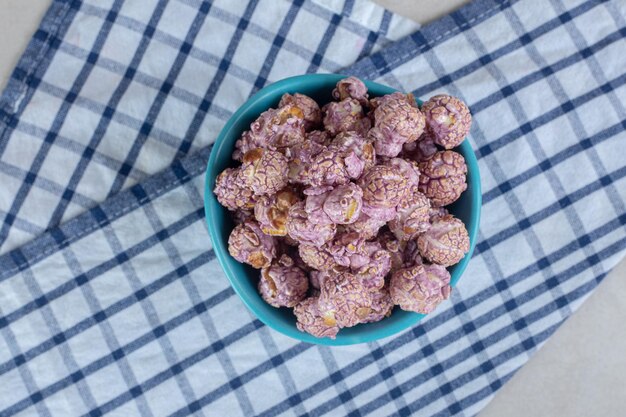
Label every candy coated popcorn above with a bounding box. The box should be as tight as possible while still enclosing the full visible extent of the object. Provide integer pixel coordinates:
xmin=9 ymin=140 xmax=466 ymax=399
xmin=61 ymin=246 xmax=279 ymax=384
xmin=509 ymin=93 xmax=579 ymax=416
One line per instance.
xmin=383 ymin=157 xmax=420 ymax=187
xmin=388 ymin=185 xmax=431 ymax=241
xmin=319 ymin=271 xmax=372 ymax=328
xmin=368 ymin=92 xmax=425 ymax=157
xmin=327 ymin=232 xmax=369 ymax=269
xmin=233 ymin=104 xmax=306 ymax=160
xmin=418 ymin=214 xmax=470 ymax=266
xmin=418 ymin=150 xmax=467 ymax=207
xmin=214 ymin=77 xmax=474 ymax=338
xmin=332 ymin=76 xmax=369 ymax=106
xmin=358 ymin=165 xmax=408 ymax=222
xmin=254 ymin=190 xmax=300 ymax=236
xmin=323 ymin=98 xmax=371 ymax=137
xmin=390 ymin=263 xmax=451 ymax=314
xmin=258 ymin=255 xmax=309 ymax=307
xmin=323 ymin=183 xmax=364 ymax=224
xmin=360 ymin=287 xmax=394 ymax=323
xmin=305 ymin=183 xmax=363 ymax=226
xmin=286 ymin=201 xmax=337 ymax=247
xmin=279 ymin=93 xmax=322 ymax=131
xmin=286 ymin=140 xmax=326 ymax=184
xmin=353 ymin=241 xmax=391 ymax=290
xmin=213 ymin=168 xmax=256 ymax=211
xmin=343 ymin=211 xmax=387 ymax=239
xmin=240 ymin=148 xmax=289 ymax=196
xmin=294 ymin=297 xmax=340 ymax=339
xmin=330 ymin=131 xmax=376 ymax=173
xmin=299 ymin=244 xmax=339 ymax=272
xmin=422 ymin=94 xmax=471 ymax=149
xmin=307 ymin=148 xmax=351 ymax=187
xmin=228 ymin=220 xmax=277 ymax=269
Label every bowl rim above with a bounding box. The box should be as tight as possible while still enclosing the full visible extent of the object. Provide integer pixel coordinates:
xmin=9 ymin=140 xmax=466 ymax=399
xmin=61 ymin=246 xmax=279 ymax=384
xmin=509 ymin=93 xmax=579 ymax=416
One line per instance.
xmin=204 ymin=73 xmax=482 ymax=346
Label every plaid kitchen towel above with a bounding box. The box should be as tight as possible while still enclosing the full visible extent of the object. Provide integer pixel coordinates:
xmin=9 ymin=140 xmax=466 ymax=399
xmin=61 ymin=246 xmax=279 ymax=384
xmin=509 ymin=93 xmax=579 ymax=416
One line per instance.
xmin=1 ymin=0 xmax=625 ymax=416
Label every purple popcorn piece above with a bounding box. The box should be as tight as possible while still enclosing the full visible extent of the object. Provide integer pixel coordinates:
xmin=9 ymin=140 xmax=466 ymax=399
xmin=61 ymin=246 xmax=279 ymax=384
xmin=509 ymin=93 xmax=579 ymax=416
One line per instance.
xmin=240 ymin=148 xmax=289 ymax=196
xmin=418 ymin=150 xmax=467 ymax=207
xmin=233 ymin=104 xmax=307 ymax=160
xmin=332 ymin=76 xmax=369 ymax=106
xmin=228 ymin=220 xmax=277 ymax=269
xmin=327 ymin=232 xmax=369 ymax=269
xmin=353 ymin=241 xmax=392 ymax=291
xmin=323 ymin=98 xmax=371 ymax=137
xmin=422 ymin=94 xmax=472 ymax=149
xmin=418 ymin=214 xmax=470 ymax=266
xmin=358 ymin=165 xmax=408 ymax=222
xmin=305 ymin=191 xmax=333 ymax=225
xmin=259 ymin=255 xmax=309 ymax=308
xmin=330 ymin=131 xmax=376 ymax=175
xmin=390 ymin=263 xmax=451 ymax=314
xmin=319 ymin=271 xmax=372 ymax=328
xmin=307 ymin=148 xmax=351 ymax=188
xmin=213 ymin=167 xmax=256 ymax=211
xmin=299 ymin=242 xmax=339 ymax=272
xmin=323 ymin=183 xmax=363 ymax=224
xmin=286 ymin=201 xmax=336 ymax=247
xmin=279 ymin=93 xmax=322 ymax=131
xmin=388 ymin=185 xmax=431 ymax=241
xmin=343 ymin=211 xmax=387 ymax=239
xmin=383 ymin=157 xmax=420 ymax=187
xmin=294 ymin=297 xmax=340 ymax=339
xmin=368 ymin=92 xmax=426 ymax=157
xmin=286 ymin=140 xmax=326 ymax=184
xmin=254 ymin=189 xmax=300 ymax=236
xmin=360 ymin=287 xmax=394 ymax=323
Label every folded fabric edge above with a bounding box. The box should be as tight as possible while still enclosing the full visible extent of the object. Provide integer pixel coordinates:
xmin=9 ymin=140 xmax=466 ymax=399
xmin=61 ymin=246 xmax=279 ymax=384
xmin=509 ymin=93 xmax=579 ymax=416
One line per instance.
xmin=0 ymin=146 xmax=210 ymax=280
xmin=347 ymin=0 xmax=511 ymax=81
xmin=0 ymin=0 xmax=79 ymax=141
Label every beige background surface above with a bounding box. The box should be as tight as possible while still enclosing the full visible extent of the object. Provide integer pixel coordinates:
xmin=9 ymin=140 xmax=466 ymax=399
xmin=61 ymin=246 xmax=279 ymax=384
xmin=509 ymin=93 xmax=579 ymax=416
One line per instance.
xmin=1 ymin=1 xmax=625 ymax=416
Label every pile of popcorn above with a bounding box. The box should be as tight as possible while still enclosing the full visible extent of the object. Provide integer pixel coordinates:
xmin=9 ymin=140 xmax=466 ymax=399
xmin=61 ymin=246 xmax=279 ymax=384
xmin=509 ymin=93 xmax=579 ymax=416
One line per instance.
xmin=214 ymin=77 xmax=472 ymax=339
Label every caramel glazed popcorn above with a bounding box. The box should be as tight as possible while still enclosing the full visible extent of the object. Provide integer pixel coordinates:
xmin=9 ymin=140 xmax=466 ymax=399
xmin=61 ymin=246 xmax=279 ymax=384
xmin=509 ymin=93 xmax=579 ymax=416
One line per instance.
xmin=215 ymin=77 xmax=472 ymax=339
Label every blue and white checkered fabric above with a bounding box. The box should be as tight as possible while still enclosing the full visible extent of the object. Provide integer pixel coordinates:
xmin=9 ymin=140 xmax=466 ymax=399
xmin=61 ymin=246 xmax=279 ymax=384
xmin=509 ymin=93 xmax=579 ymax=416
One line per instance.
xmin=1 ymin=0 xmax=625 ymax=415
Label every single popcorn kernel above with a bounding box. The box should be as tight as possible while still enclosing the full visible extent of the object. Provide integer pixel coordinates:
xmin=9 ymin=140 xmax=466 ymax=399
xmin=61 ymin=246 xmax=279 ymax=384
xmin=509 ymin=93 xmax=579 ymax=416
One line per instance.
xmin=258 ymin=255 xmax=309 ymax=308
xmin=240 ymin=148 xmax=289 ymax=196
xmin=388 ymin=185 xmax=431 ymax=241
xmin=254 ymin=190 xmax=300 ymax=236
xmin=390 ymin=263 xmax=451 ymax=314
xmin=319 ymin=271 xmax=372 ymax=328
xmin=279 ymin=93 xmax=322 ymax=131
xmin=323 ymin=98 xmax=371 ymax=137
xmin=368 ymin=92 xmax=425 ymax=157
xmin=418 ymin=214 xmax=470 ymax=266
xmin=294 ymin=297 xmax=340 ymax=339
xmin=233 ymin=104 xmax=306 ymax=159
xmin=228 ymin=220 xmax=277 ymax=269
xmin=332 ymin=76 xmax=369 ymax=106
xmin=213 ymin=167 xmax=256 ymax=211
xmin=422 ymin=94 xmax=472 ymax=149
xmin=418 ymin=150 xmax=467 ymax=207
xmin=358 ymin=165 xmax=409 ymax=222
xmin=286 ymin=201 xmax=337 ymax=247
xmin=360 ymin=287 xmax=394 ymax=323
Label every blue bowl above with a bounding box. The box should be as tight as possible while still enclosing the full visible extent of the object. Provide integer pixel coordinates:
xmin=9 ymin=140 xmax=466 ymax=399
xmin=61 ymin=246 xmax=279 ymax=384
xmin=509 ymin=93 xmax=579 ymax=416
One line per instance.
xmin=205 ymin=74 xmax=481 ymax=346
